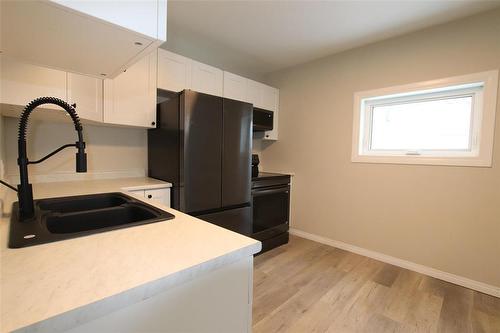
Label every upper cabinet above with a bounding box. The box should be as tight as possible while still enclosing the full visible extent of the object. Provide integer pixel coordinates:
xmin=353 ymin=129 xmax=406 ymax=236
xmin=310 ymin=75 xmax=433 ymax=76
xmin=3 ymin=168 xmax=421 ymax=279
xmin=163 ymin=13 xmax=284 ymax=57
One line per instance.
xmin=104 ymin=51 xmax=157 ymax=128
xmin=157 ymin=49 xmax=192 ymax=93
xmin=191 ymin=61 xmax=223 ymax=97
xmin=223 ymin=72 xmax=248 ymax=102
xmin=67 ymin=73 xmax=103 ymax=123
xmin=249 ymin=82 xmax=279 ymax=140
xmin=0 ymin=56 xmax=67 ymax=110
xmin=0 ymin=56 xmax=104 ymax=123
xmin=157 ymin=49 xmax=223 ymax=97
xmin=0 ymin=0 xmax=167 ymax=79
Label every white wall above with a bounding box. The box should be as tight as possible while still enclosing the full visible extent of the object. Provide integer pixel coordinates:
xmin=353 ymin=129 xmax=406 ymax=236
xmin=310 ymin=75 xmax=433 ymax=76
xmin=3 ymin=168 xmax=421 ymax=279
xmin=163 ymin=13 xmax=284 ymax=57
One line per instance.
xmin=262 ymin=9 xmax=500 ymax=288
xmin=162 ymin=23 xmax=266 ymax=82
xmin=3 ymin=117 xmax=147 ymax=183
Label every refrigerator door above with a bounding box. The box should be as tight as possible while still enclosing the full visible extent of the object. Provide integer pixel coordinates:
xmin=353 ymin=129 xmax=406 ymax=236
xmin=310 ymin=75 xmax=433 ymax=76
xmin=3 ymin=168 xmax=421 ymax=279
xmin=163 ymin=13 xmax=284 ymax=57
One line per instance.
xmin=222 ymin=98 xmax=252 ymax=207
xmin=197 ymin=206 xmax=253 ymax=236
xmin=182 ymin=90 xmax=223 ymax=213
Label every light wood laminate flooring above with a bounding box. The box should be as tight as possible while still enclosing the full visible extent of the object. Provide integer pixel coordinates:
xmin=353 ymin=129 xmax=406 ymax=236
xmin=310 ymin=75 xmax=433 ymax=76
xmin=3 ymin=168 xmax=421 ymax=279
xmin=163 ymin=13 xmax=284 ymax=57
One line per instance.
xmin=253 ymin=236 xmax=500 ymax=332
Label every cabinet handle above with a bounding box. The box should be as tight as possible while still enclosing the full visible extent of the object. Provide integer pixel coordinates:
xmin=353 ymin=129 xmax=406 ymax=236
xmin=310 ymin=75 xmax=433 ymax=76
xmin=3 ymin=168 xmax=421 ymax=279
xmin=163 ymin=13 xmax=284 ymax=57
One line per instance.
xmin=147 ymin=194 xmax=152 ymax=199
xmin=151 ymin=121 xmax=156 ymax=126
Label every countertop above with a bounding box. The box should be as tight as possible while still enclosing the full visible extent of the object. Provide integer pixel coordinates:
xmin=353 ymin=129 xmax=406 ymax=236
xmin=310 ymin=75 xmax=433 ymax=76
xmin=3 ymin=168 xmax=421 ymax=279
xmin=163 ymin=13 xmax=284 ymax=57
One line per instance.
xmin=0 ymin=177 xmax=261 ymax=333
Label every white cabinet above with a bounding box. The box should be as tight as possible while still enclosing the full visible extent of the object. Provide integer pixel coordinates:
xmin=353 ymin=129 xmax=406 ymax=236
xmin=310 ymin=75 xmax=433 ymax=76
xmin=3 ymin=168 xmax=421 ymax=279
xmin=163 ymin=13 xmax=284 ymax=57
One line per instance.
xmin=127 ymin=187 xmax=171 ymax=207
xmin=63 ymin=257 xmax=253 ymax=333
xmin=104 ymin=52 xmax=157 ymax=128
xmin=52 ymin=0 xmax=167 ymax=41
xmin=245 ymin=80 xmax=280 ymax=140
xmin=0 ymin=0 xmax=166 ymax=78
xmin=246 ymin=79 xmax=262 ymax=107
xmin=260 ymin=85 xmax=279 ymax=140
xmin=157 ymin=49 xmax=192 ymax=92
xmin=261 ymin=84 xmax=279 ymax=111
xmin=0 ymin=57 xmax=105 ymax=122
xmin=67 ymin=73 xmax=103 ymax=122
xmin=0 ymin=56 xmax=66 ymax=109
xmin=191 ymin=60 xmax=223 ymax=97
xmin=223 ymin=72 xmax=248 ymax=102
xmin=157 ymin=51 xmax=223 ymax=97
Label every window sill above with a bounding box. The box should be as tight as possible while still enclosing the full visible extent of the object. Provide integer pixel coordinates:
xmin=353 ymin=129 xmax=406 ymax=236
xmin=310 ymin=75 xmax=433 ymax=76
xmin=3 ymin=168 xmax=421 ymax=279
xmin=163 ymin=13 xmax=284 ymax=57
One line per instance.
xmin=351 ymin=154 xmax=492 ymax=167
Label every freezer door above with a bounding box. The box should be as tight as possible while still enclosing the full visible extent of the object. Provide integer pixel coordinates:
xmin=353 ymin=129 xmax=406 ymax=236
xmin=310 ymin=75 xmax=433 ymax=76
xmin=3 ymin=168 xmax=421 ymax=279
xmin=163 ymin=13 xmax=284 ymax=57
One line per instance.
xmin=222 ymin=98 xmax=252 ymax=207
xmin=197 ymin=206 xmax=252 ymax=236
xmin=182 ymin=90 xmax=223 ymax=213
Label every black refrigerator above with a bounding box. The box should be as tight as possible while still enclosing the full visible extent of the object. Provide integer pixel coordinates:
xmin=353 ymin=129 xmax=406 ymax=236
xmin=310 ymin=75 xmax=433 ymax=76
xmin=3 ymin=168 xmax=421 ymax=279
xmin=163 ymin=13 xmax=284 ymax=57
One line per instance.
xmin=148 ymin=89 xmax=253 ymax=235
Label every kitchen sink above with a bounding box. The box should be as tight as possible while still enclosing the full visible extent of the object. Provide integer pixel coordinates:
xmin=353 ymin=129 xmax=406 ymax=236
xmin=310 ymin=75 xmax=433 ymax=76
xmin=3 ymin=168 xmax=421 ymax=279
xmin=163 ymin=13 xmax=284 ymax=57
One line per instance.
xmin=9 ymin=192 xmax=175 ymax=248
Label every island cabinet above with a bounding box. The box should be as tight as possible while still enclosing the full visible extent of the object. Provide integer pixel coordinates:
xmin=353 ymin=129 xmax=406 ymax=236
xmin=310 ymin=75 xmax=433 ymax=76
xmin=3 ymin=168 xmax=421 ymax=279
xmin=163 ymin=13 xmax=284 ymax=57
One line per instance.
xmin=64 ymin=257 xmax=254 ymax=333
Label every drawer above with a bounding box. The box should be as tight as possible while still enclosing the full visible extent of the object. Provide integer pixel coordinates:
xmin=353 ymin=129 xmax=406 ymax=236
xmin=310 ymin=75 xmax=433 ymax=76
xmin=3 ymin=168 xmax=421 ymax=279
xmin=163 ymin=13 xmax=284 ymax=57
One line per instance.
xmin=144 ymin=188 xmax=171 ymax=207
xmin=125 ymin=188 xmax=171 ymax=208
xmin=144 ymin=188 xmax=167 ymax=199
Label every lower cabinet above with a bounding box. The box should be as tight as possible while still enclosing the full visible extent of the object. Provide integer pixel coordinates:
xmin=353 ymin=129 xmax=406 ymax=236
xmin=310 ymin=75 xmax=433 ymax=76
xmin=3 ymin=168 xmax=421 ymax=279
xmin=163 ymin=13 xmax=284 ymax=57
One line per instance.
xmin=126 ymin=187 xmax=171 ymax=207
xmin=63 ymin=257 xmax=254 ymax=333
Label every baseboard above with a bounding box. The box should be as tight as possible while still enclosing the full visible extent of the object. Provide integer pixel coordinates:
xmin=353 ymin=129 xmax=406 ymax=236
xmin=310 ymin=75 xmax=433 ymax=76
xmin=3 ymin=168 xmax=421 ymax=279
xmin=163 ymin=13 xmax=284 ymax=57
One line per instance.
xmin=5 ymin=169 xmax=146 ymax=184
xmin=289 ymin=228 xmax=500 ymax=298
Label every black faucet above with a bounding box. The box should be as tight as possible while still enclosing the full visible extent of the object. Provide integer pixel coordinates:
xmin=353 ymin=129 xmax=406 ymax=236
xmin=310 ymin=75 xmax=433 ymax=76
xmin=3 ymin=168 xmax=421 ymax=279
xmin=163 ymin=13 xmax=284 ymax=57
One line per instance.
xmin=1 ymin=97 xmax=87 ymax=220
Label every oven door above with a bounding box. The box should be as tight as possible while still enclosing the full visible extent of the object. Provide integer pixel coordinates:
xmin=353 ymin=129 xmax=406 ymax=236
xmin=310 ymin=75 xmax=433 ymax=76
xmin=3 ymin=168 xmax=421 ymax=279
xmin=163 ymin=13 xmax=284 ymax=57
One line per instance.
xmin=252 ymin=185 xmax=290 ymax=241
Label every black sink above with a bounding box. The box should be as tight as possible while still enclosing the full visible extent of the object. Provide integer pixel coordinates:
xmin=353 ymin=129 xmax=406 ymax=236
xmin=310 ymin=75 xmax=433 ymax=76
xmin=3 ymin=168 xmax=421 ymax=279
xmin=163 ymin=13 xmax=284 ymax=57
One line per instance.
xmin=9 ymin=192 xmax=175 ymax=248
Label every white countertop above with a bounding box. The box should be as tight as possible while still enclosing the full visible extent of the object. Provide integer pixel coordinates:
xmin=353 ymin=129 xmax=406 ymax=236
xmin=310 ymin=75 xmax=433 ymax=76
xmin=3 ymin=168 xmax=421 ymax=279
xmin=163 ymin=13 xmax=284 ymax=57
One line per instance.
xmin=0 ymin=177 xmax=261 ymax=333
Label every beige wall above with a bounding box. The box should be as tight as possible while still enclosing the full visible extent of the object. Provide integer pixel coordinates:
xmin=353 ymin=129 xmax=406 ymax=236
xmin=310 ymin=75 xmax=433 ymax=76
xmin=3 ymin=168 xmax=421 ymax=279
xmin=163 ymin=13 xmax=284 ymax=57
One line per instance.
xmin=3 ymin=117 xmax=147 ymax=181
xmin=262 ymin=9 xmax=500 ymax=287
xmin=0 ymin=116 xmax=5 ymax=178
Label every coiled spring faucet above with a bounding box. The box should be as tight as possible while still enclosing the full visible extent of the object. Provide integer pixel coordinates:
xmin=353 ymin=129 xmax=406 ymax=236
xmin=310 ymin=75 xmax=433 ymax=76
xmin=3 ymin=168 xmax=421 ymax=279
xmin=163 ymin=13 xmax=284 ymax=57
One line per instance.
xmin=2 ymin=97 xmax=87 ymax=220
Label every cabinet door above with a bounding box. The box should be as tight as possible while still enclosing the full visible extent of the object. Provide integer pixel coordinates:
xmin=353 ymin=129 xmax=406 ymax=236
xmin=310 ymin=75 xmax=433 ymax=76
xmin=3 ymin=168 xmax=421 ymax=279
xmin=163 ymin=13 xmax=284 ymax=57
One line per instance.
xmin=263 ymin=87 xmax=279 ymax=140
xmin=246 ymin=79 xmax=262 ymax=108
xmin=223 ymin=72 xmax=247 ymax=102
xmin=103 ymin=51 xmax=157 ymax=128
xmin=67 ymin=73 xmax=103 ymax=122
xmin=191 ymin=60 xmax=223 ymax=97
xmin=260 ymin=84 xmax=278 ymax=111
xmin=0 ymin=56 xmax=66 ymax=109
xmin=157 ymin=49 xmax=192 ymax=92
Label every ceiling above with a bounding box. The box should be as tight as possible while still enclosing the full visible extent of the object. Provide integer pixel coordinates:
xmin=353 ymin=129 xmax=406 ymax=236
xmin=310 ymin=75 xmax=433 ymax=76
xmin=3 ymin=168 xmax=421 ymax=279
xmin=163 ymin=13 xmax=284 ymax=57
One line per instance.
xmin=166 ymin=1 xmax=500 ymax=78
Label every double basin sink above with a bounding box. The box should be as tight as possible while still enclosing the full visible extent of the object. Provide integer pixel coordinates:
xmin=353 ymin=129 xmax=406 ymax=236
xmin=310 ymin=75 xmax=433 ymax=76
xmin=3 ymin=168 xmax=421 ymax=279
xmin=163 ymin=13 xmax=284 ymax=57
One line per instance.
xmin=9 ymin=192 xmax=175 ymax=248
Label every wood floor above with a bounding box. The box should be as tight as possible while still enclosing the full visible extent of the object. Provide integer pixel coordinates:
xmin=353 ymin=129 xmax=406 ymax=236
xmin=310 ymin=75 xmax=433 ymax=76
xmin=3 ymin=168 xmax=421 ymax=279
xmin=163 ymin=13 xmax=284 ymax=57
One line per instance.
xmin=252 ymin=235 xmax=500 ymax=333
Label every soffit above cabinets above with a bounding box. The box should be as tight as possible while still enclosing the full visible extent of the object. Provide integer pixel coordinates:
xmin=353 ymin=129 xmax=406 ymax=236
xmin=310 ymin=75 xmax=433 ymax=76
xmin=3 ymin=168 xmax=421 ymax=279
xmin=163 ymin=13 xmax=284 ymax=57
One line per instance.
xmin=0 ymin=0 xmax=167 ymax=79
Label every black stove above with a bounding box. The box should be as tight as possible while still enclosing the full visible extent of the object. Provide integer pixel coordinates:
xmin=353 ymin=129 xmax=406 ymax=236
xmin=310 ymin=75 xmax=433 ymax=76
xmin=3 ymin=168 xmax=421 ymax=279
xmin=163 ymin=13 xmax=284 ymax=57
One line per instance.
xmin=251 ymin=172 xmax=291 ymax=254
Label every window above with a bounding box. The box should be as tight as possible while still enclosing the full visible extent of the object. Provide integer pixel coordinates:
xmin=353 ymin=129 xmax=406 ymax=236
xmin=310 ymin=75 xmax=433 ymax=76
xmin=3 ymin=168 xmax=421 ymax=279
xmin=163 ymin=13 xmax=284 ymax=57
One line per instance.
xmin=352 ymin=71 xmax=498 ymax=166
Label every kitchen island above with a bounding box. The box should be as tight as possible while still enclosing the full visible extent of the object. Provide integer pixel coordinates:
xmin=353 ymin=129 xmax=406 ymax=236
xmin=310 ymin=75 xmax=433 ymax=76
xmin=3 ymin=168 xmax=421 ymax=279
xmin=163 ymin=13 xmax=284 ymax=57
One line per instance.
xmin=0 ymin=178 xmax=261 ymax=333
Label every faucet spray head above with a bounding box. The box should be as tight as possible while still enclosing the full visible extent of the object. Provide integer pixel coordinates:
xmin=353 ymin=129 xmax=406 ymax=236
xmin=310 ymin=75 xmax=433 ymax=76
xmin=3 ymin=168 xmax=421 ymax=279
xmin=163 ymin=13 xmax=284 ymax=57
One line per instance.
xmin=75 ymin=141 xmax=87 ymax=173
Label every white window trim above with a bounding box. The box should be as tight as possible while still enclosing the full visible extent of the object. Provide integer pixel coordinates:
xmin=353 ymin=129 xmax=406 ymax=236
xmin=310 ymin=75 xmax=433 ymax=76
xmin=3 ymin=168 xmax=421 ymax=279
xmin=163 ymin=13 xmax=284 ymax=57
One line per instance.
xmin=351 ymin=70 xmax=499 ymax=167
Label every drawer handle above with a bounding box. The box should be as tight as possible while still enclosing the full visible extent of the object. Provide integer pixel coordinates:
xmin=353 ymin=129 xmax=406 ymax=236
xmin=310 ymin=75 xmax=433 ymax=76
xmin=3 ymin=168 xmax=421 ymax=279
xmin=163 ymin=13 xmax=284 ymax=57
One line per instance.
xmin=147 ymin=194 xmax=152 ymax=199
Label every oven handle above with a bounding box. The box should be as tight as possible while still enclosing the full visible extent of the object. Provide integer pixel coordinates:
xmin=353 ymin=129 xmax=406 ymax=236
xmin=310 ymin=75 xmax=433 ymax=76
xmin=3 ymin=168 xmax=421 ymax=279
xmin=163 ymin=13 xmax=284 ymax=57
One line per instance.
xmin=252 ymin=187 xmax=289 ymax=196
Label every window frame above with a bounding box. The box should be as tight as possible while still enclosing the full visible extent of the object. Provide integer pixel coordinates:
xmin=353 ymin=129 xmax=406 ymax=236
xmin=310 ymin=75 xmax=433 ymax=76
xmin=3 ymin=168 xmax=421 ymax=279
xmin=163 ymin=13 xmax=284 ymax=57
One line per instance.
xmin=351 ymin=70 xmax=498 ymax=167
